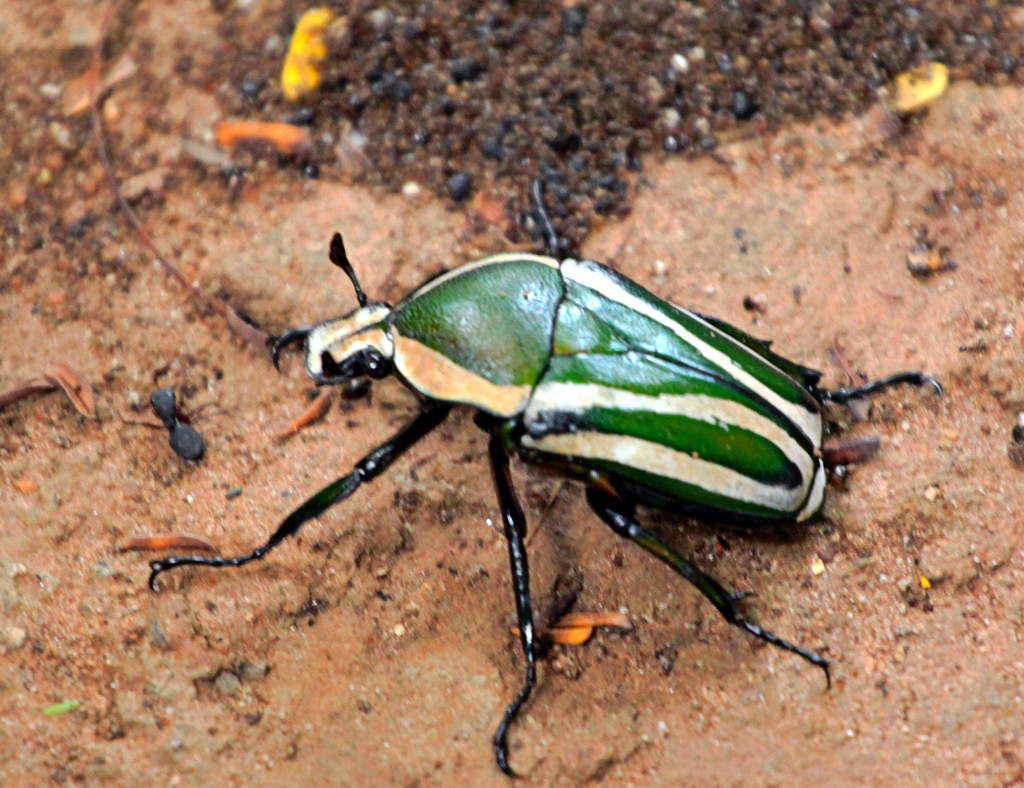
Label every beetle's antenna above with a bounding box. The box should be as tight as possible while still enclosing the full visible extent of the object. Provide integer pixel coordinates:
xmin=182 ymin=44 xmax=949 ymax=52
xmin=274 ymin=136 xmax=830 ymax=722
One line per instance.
xmin=329 ymin=233 xmax=368 ymax=307
xmin=529 ymin=179 xmax=570 ymax=258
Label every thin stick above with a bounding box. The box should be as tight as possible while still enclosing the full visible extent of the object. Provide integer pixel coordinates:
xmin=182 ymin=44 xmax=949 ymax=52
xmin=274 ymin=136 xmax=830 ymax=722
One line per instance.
xmin=87 ymin=11 xmax=269 ymax=352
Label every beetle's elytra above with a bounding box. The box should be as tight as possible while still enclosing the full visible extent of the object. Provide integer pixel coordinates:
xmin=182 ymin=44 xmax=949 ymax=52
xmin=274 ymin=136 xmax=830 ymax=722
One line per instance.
xmin=148 ymin=193 xmax=940 ymax=776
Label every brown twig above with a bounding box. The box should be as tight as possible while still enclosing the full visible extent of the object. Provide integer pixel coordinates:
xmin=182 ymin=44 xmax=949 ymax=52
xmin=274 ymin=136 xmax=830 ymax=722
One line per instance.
xmin=86 ymin=10 xmax=270 ymax=353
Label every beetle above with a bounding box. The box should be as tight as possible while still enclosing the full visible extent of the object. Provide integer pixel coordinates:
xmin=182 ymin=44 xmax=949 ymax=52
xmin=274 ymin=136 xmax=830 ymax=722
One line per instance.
xmin=148 ymin=183 xmax=940 ymax=776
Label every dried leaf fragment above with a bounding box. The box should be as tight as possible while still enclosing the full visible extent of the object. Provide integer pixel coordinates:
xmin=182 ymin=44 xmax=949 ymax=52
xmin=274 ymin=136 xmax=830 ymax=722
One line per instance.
xmin=277 ymin=390 xmax=334 ymax=441
xmin=214 ymin=121 xmax=311 ymax=156
xmin=119 ymin=535 xmax=219 ymax=554
xmin=514 ymin=610 xmax=632 ymax=647
xmin=890 ymin=62 xmax=948 ymax=113
xmin=281 ymin=8 xmax=337 ymax=101
xmin=63 ymin=54 xmax=138 ymax=116
xmin=42 ymin=363 xmax=96 ymax=418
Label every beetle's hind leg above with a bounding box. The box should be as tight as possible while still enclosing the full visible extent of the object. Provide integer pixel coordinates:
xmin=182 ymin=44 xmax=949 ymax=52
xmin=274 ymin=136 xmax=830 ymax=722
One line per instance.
xmin=486 ymin=434 xmax=540 ymax=778
xmin=817 ymin=371 xmax=942 ymax=404
xmin=586 ymin=488 xmax=831 ymax=687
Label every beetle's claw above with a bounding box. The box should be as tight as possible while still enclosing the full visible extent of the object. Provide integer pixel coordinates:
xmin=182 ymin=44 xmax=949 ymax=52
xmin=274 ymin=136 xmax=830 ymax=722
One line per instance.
xmin=270 ymin=327 xmax=311 ymax=372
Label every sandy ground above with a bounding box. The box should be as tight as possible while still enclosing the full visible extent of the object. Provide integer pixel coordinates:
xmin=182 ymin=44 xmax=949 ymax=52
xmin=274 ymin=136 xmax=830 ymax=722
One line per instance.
xmin=3 ymin=4 xmax=1024 ymax=787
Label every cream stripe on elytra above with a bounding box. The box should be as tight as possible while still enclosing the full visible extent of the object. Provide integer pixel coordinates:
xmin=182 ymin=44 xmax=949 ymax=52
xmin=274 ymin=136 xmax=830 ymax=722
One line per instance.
xmin=796 ymin=458 xmax=826 ymax=522
xmin=522 ymin=431 xmax=810 ymax=513
xmin=561 ymin=260 xmax=822 ymax=445
xmin=403 ymin=253 xmax=559 ymax=302
xmin=393 ymin=333 xmax=532 ymax=417
xmin=525 ymin=382 xmax=815 ymax=484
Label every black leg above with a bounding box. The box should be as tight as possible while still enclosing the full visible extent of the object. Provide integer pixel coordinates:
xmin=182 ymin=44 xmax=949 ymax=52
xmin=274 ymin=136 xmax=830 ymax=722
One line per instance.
xmin=529 ymin=178 xmax=571 ymax=259
xmin=487 ymin=434 xmax=538 ymax=778
xmin=586 ymin=488 xmax=831 ymax=687
xmin=148 ymin=401 xmax=451 ymax=590
xmin=817 ymin=371 xmax=942 ymax=404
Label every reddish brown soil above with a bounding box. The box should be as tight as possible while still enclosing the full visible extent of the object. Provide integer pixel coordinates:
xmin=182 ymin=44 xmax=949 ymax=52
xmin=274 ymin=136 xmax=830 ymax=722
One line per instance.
xmin=3 ymin=3 xmax=1024 ymax=786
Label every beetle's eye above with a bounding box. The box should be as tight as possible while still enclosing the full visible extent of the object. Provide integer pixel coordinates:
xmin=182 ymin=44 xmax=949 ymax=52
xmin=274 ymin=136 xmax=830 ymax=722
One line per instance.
xmin=320 ymin=351 xmax=344 ymax=378
xmin=364 ymin=350 xmax=389 ymax=378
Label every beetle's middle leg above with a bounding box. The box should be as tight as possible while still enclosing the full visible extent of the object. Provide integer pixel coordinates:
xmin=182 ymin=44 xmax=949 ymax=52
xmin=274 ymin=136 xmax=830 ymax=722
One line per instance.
xmin=486 ymin=433 xmax=539 ymax=779
xmin=817 ymin=371 xmax=942 ymax=404
xmin=585 ymin=488 xmax=831 ymax=686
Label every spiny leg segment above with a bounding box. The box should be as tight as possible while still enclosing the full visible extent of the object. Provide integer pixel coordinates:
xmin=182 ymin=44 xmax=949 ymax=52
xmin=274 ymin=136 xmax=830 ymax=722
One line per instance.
xmin=487 ymin=434 xmax=539 ymax=778
xmin=817 ymin=371 xmax=942 ymax=404
xmin=586 ymin=488 xmax=831 ymax=686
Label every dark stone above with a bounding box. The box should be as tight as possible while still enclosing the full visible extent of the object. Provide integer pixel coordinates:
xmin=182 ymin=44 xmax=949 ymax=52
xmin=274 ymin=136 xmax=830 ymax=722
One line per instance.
xmin=562 ymin=7 xmax=587 ymax=35
xmin=732 ymin=90 xmax=757 ymax=120
xmin=447 ymin=172 xmax=472 ymax=201
xmin=450 ymin=57 xmax=485 ymax=83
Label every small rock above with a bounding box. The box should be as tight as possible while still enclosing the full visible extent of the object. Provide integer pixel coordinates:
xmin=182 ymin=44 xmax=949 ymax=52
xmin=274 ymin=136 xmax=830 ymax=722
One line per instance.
xmin=214 ymin=671 xmax=242 ymax=697
xmin=1 ymin=625 xmax=27 ymax=651
xmin=732 ymin=90 xmax=757 ymax=120
xmin=225 ymin=487 xmax=243 ymax=499
xmin=447 ymin=172 xmax=472 ymax=202
xmin=450 ymin=57 xmax=485 ymax=84
xmin=562 ymin=7 xmax=587 ymax=35
xmin=670 ymin=53 xmax=689 ymax=74
xmin=238 ymin=661 xmax=269 ymax=681
xmin=401 ymin=181 xmax=422 ymax=201
xmin=120 ymin=167 xmax=169 ymax=204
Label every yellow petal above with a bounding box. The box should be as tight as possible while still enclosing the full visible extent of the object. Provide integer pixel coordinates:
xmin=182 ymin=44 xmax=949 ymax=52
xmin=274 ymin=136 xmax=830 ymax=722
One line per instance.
xmin=890 ymin=62 xmax=949 ymax=113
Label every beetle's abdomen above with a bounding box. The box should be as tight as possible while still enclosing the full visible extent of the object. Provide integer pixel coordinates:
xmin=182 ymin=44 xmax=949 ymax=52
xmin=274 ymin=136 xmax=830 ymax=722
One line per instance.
xmin=521 ymin=259 xmax=826 ymax=522
xmin=391 ymin=254 xmax=563 ymax=417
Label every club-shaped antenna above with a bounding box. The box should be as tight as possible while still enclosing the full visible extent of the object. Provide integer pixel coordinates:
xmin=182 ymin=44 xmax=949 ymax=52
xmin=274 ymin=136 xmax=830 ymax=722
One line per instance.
xmin=329 ymin=233 xmax=368 ymax=307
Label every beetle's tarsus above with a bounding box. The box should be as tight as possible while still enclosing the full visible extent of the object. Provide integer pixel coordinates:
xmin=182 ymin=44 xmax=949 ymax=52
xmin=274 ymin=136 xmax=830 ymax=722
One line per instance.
xmin=586 ymin=488 xmax=831 ymax=684
xmin=270 ymin=327 xmax=312 ymax=371
xmin=487 ymin=433 xmax=538 ymax=779
xmin=819 ymin=371 xmax=942 ymax=404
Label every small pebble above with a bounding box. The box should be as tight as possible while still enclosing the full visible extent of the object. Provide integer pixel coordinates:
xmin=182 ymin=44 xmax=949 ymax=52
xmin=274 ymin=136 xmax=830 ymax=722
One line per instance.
xmin=214 ymin=671 xmax=242 ymax=697
xmin=562 ymin=7 xmax=587 ymax=35
xmin=401 ymin=181 xmax=422 ymax=200
xmin=732 ymin=90 xmax=757 ymax=120
xmin=447 ymin=172 xmax=472 ymax=202
xmin=670 ymin=53 xmax=689 ymax=74
xmin=450 ymin=57 xmax=484 ymax=84
xmin=2 ymin=625 xmax=27 ymax=651
xmin=226 ymin=487 xmax=243 ymax=499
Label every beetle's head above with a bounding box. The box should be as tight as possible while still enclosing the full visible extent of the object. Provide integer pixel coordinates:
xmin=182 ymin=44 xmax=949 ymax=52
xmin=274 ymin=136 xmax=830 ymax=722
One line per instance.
xmin=272 ymin=232 xmax=395 ymax=388
xmin=303 ymin=302 xmax=394 ymax=385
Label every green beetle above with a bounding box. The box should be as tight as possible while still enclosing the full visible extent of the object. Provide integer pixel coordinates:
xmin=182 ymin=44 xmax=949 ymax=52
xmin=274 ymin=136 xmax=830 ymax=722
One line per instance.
xmin=149 ymin=197 xmax=939 ymax=776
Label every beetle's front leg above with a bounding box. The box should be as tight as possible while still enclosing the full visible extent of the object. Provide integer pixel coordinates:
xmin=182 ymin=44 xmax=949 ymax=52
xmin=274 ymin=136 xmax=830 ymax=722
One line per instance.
xmin=147 ymin=400 xmax=452 ymax=590
xmin=586 ymin=488 xmax=831 ymax=686
xmin=816 ymin=370 xmax=942 ymax=404
xmin=486 ymin=433 xmax=539 ymax=778
xmin=269 ymin=325 xmax=313 ymax=370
